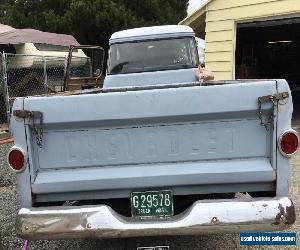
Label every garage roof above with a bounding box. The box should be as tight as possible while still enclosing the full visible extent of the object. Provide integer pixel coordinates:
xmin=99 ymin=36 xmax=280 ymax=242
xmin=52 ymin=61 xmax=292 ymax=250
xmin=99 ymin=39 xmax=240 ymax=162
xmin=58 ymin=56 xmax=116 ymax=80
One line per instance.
xmin=0 ymin=24 xmax=79 ymax=46
xmin=179 ymin=0 xmax=213 ymax=38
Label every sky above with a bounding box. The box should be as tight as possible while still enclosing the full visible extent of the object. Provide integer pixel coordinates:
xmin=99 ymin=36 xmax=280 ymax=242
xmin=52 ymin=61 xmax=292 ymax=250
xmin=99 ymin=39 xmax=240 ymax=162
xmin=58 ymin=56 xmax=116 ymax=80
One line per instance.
xmin=188 ymin=0 xmax=206 ymax=14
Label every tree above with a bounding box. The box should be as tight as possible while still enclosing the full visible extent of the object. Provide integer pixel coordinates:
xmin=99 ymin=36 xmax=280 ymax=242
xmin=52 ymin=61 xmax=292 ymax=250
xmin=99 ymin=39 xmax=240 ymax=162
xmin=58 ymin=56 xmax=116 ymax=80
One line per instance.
xmin=0 ymin=0 xmax=188 ymax=49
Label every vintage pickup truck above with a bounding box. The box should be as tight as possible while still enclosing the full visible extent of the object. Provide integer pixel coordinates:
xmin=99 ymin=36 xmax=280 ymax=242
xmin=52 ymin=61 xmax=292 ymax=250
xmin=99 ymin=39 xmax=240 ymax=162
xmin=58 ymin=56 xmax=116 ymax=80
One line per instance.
xmin=8 ymin=25 xmax=298 ymax=240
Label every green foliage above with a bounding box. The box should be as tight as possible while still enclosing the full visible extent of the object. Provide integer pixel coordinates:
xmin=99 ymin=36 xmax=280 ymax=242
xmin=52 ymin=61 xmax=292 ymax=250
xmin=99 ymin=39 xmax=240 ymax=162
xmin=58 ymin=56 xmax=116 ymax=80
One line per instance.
xmin=0 ymin=0 xmax=188 ymax=48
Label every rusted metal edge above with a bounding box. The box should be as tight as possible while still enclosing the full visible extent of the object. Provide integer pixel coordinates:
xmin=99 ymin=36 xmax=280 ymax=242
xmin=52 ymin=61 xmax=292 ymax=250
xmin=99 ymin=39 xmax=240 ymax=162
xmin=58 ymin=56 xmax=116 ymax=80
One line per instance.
xmin=12 ymin=79 xmax=283 ymax=99
xmin=275 ymin=201 xmax=296 ymax=225
xmin=22 ymin=80 xmax=280 ymax=98
xmin=258 ymin=92 xmax=289 ymax=104
xmin=56 ymin=82 xmax=203 ymax=96
xmin=13 ymin=110 xmax=33 ymax=119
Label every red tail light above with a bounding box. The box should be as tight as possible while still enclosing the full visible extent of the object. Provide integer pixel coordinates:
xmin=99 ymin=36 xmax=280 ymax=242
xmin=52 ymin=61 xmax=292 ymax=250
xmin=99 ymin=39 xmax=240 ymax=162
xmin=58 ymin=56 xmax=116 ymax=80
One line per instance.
xmin=7 ymin=147 xmax=26 ymax=172
xmin=279 ymin=131 xmax=299 ymax=157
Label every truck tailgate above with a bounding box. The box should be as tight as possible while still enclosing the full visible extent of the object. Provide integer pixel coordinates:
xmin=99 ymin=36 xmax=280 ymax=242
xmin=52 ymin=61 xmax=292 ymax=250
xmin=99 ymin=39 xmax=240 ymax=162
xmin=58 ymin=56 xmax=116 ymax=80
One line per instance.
xmin=23 ymin=81 xmax=277 ymax=201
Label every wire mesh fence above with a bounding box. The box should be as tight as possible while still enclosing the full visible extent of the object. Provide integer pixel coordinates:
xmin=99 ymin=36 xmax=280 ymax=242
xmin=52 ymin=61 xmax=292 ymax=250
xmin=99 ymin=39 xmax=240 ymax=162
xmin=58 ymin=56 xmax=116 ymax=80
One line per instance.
xmin=0 ymin=53 xmax=67 ymax=126
xmin=0 ymin=53 xmax=7 ymax=128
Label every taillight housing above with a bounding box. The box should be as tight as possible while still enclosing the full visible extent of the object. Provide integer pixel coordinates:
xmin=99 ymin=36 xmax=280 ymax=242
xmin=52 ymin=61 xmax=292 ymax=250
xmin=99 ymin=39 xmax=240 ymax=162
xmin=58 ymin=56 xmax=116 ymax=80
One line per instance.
xmin=7 ymin=147 xmax=26 ymax=172
xmin=278 ymin=130 xmax=299 ymax=157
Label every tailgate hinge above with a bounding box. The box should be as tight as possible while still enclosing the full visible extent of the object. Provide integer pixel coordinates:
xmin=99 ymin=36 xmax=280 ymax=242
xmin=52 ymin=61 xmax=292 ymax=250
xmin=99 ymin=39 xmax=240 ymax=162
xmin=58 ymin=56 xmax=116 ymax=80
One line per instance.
xmin=13 ymin=110 xmax=44 ymax=148
xmin=258 ymin=92 xmax=289 ymax=130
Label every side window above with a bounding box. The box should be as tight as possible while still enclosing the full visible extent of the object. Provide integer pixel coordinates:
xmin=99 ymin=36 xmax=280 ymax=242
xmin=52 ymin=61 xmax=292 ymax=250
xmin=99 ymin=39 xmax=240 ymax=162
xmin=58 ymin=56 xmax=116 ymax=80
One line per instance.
xmin=195 ymin=37 xmax=205 ymax=65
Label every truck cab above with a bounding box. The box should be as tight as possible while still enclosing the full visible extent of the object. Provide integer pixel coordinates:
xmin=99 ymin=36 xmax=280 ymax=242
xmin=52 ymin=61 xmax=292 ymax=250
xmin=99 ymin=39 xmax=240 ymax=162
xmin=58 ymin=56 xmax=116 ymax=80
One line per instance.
xmin=104 ymin=25 xmax=199 ymax=88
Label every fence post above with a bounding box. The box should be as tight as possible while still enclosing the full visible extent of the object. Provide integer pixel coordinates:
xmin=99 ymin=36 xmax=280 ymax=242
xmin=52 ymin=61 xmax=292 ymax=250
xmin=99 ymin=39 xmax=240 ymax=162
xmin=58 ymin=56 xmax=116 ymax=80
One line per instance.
xmin=43 ymin=56 xmax=48 ymax=93
xmin=63 ymin=55 xmax=68 ymax=92
xmin=2 ymin=53 xmax=10 ymax=124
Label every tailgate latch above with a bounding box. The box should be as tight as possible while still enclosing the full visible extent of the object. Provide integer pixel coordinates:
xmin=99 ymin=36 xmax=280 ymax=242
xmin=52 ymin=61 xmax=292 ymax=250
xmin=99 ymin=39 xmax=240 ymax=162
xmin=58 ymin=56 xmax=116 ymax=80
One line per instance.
xmin=258 ymin=92 xmax=289 ymax=130
xmin=13 ymin=110 xmax=44 ymax=147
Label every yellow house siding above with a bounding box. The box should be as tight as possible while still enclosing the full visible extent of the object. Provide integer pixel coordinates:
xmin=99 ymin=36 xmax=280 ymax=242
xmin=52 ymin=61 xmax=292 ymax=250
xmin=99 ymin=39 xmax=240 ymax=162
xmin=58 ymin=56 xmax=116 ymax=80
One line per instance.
xmin=206 ymin=0 xmax=300 ymax=22
xmin=208 ymin=0 xmax=283 ymax=11
xmin=206 ymin=61 xmax=232 ymax=72
xmin=204 ymin=0 xmax=300 ymax=80
xmin=205 ymin=20 xmax=233 ymax=32
xmin=205 ymin=30 xmax=233 ymax=42
xmin=205 ymin=51 xmax=232 ymax=62
xmin=205 ymin=41 xmax=232 ymax=53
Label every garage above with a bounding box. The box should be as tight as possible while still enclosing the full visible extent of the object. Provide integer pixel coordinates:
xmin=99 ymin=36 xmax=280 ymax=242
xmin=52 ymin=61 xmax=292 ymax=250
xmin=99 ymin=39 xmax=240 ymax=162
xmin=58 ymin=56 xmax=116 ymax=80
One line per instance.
xmin=235 ymin=17 xmax=300 ymax=115
xmin=180 ymin=0 xmax=300 ymax=117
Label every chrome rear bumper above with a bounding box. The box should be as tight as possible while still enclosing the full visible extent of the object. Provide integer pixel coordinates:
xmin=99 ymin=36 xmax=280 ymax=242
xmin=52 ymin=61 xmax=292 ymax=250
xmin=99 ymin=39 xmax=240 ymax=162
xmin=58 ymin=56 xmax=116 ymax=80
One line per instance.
xmin=17 ymin=197 xmax=295 ymax=240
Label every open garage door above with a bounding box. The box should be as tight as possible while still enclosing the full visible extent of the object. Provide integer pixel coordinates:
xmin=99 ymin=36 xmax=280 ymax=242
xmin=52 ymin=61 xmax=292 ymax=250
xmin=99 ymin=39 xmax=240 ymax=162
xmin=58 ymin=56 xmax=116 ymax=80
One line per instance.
xmin=235 ymin=17 xmax=300 ymax=117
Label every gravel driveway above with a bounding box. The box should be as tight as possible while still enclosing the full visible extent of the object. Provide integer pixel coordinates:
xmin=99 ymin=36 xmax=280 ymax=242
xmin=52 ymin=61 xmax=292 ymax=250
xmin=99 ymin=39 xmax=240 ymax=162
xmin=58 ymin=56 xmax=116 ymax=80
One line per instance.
xmin=0 ymin=143 xmax=299 ymax=250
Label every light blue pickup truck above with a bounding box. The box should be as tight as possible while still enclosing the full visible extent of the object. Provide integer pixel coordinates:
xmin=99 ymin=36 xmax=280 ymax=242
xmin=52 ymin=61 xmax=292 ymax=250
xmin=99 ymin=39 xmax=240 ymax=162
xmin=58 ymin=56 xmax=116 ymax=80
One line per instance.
xmin=8 ymin=25 xmax=298 ymax=240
